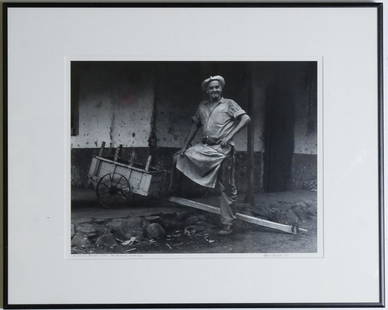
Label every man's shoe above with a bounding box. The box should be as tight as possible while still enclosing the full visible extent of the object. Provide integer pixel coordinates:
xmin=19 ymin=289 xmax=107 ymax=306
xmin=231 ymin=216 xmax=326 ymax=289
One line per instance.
xmin=218 ymin=224 xmax=233 ymax=235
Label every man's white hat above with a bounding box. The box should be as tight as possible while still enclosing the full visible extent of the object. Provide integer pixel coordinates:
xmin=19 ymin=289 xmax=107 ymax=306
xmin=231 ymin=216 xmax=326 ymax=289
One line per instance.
xmin=201 ymin=75 xmax=226 ymax=91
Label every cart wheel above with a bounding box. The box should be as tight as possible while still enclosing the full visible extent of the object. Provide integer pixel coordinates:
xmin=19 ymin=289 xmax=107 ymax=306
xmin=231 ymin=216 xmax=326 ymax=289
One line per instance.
xmin=96 ymin=173 xmax=131 ymax=208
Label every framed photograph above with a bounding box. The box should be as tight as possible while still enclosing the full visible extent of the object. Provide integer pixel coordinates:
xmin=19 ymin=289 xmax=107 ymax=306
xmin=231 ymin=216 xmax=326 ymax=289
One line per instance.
xmin=4 ymin=2 xmax=384 ymax=308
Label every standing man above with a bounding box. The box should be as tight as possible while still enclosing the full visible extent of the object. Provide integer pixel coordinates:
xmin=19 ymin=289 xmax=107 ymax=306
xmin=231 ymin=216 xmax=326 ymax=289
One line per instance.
xmin=171 ymin=75 xmax=251 ymax=235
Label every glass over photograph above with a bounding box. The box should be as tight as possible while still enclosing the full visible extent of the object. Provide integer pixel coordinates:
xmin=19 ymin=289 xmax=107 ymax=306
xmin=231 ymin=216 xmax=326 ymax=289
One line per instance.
xmin=70 ymin=61 xmax=318 ymax=254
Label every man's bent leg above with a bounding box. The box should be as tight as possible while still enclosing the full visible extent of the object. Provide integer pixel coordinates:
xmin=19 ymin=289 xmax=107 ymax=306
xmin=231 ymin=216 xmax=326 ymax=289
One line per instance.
xmin=218 ymin=181 xmax=237 ymax=226
xmin=218 ymin=152 xmax=238 ymax=233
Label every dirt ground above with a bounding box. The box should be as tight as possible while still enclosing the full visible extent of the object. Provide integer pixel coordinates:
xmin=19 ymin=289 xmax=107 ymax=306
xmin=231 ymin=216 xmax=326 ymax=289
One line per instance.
xmin=71 ymin=189 xmax=317 ymax=254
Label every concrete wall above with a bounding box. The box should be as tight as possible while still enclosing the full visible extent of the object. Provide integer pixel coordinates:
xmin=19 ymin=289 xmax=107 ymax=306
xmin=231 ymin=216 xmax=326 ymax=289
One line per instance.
xmin=71 ymin=62 xmax=154 ymax=149
xmin=293 ymin=64 xmax=317 ymax=155
xmin=291 ymin=63 xmax=317 ymax=189
xmin=154 ymin=62 xmax=201 ymax=148
xmin=251 ymin=64 xmax=267 ymax=153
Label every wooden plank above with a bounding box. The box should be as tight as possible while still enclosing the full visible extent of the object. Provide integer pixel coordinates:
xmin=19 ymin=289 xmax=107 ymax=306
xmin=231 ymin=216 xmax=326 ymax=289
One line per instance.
xmin=169 ymin=197 xmax=220 ymax=215
xmin=95 ymin=156 xmax=163 ymax=175
xmin=98 ymin=141 xmax=106 ymax=157
xmin=145 ymin=155 xmax=152 ymax=172
xmin=88 ymin=157 xmax=98 ymax=178
xmin=129 ymin=150 xmax=136 ymax=165
xmin=113 ymin=144 xmax=122 ymax=162
xmin=168 ymin=196 xmax=307 ymax=234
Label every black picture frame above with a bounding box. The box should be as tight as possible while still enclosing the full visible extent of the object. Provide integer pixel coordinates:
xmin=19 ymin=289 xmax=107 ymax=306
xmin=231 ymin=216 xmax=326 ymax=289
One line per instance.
xmin=3 ymin=2 xmax=384 ymax=308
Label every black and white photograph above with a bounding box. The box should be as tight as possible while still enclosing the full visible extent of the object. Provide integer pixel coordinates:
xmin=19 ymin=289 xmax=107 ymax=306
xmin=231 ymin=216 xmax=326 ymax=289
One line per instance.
xmin=70 ymin=61 xmax=318 ymax=255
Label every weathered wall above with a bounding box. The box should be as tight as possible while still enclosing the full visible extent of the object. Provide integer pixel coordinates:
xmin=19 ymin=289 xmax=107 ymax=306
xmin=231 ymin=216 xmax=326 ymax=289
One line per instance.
xmin=251 ymin=64 xmax=267 ymax=153
xmin=293 ymin=64 xmax=317 ymax=155
xmin=290 ymin=154 xmax=317 ymax=189
xmin=71 ymin=62 xmax=154 ymax=149
xmin=154 ymin=62 xmax=202 ymax=148
xmin=291 ymin=63 xmax=318 ymax=189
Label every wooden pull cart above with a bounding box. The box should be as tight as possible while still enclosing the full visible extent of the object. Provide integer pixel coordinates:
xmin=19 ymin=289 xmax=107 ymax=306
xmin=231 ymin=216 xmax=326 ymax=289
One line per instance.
xmin=88 ymin=142 xmax=168 ymax=208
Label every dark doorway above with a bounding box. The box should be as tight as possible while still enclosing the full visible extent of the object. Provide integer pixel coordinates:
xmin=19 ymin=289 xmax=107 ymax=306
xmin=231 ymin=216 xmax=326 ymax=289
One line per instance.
xmin=263 ymin=63 xmax=296 ymax=192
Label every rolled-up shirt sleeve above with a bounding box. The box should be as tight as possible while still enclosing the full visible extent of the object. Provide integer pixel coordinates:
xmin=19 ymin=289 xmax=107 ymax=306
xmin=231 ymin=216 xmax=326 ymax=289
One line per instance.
xmin=227 ymin=100 xmax=246 ymax=119
xmin=192 ymin=109 xmax=201 ymax=126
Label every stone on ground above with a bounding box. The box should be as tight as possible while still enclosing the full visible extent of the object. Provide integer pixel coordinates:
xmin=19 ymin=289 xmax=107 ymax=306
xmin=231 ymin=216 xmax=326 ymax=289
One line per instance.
xmin=71 ymin=233 xmax=91 ymax=249
xmin=96 ymin=232 xmax=118 ymax=249
xmin=106 ymin=217 xmax=143 ymax=240
xmin=77 ymin=223 xmax=97 ymax=235
xmin=185 ymin=214 xmax=207 ymax=226
xmin=145 ymin=223 xmax=166 ymax=239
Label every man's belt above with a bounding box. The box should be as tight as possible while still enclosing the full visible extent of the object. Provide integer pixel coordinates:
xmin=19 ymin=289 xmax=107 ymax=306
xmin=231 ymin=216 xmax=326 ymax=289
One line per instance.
xmin=202 ymin=136 xmax=218 ymax=145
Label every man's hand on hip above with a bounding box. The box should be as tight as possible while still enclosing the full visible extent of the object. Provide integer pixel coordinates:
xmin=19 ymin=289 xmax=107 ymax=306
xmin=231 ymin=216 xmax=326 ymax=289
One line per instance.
xmin=174 ymin=147 xmax=187 ymax=158
xmin=219 ymin=136 xmax=231 ymax=147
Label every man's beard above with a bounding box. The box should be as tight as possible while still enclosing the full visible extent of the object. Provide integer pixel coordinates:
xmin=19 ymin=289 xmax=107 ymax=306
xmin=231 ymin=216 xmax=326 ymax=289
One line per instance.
xmin=209 ymin=92 xmax=221 ymax=101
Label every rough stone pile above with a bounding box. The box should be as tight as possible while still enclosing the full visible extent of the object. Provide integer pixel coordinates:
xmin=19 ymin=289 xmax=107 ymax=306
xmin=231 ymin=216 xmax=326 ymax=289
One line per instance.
xmin=71 ymin=211 xmax=219 ymax=254
xmin=253 ymin=199 xmax=317 ymax=226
